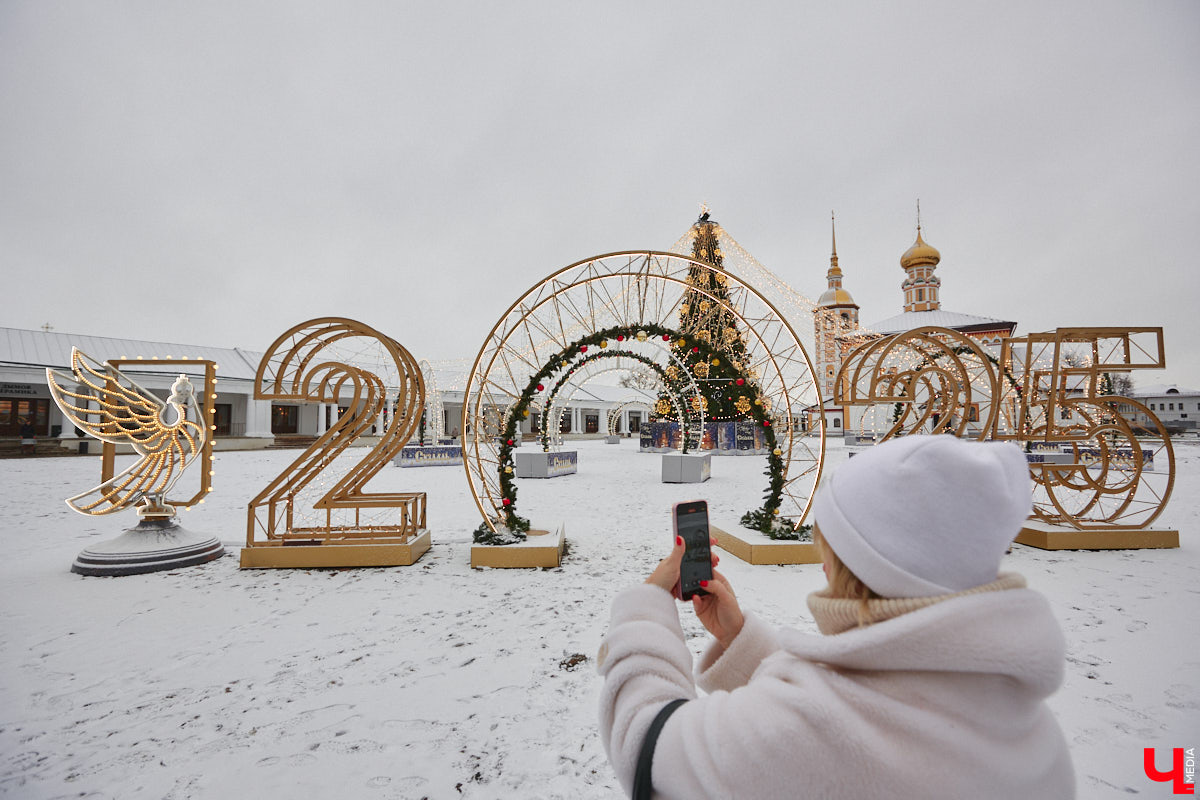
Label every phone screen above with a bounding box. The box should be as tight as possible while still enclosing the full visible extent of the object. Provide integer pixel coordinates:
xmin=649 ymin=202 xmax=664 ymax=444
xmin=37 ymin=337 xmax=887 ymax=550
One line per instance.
xmin=675 ymin=501 xmax=712 ymax=600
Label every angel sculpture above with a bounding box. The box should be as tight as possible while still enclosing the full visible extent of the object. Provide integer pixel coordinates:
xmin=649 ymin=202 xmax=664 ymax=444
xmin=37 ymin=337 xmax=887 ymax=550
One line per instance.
xmin=47 ymin=348 xmax=208 ymax=518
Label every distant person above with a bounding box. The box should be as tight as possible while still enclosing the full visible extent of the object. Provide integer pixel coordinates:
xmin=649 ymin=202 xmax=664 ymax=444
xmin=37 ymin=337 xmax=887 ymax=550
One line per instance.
xmin=598 ymin=435 xmax=1074 ymax=799
xmin=19 ymin=418 xmax=36 ymax=455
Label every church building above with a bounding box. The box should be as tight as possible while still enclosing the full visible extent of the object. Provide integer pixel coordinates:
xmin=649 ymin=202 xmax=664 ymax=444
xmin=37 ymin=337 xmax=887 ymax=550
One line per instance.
xmin=812 ymin=211 xmax=1017 ymax=434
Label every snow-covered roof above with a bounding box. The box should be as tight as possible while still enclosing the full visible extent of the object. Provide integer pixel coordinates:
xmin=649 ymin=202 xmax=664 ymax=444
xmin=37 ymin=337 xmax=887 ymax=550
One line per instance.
xmin=1133 ymin=383 xmax=1200 ymax=398
xmin=863 ymin=309 xmax=1016 ymax=336
xmin=0 ymin=327 xmax=263 ymax=382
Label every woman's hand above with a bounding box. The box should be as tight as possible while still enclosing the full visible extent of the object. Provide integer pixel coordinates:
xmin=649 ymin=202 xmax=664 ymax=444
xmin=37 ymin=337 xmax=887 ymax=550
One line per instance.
xmin=691 ymin=569 xmax=744 ymax=649
xmin=645 ymin=538 xmax=742 ymax=647
xmin=644 ymin=534 xmax=690 ymax=594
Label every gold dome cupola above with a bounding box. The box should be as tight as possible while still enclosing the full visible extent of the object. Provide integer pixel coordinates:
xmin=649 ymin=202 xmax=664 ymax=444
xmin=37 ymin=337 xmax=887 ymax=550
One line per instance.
xmin=901 ymin=202 xmax=942 ymax=312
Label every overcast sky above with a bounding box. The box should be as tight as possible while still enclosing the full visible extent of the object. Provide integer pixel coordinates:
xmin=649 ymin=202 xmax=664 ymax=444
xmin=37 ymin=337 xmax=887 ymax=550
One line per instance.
xmin=3 ymin=1 xmax=1197 ymax=389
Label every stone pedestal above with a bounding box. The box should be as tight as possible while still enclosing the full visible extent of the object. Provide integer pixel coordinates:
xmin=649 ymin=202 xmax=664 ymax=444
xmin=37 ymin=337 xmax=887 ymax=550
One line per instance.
xmin=605 ymin=435 xmax=621 ymax=444
xmin=72 ymin=517 xmax=225 ymax=577
xmin=515 ymin=451 xmax=578 ymax=478
xmin=661 ymin=453 xmax=711 ymax=483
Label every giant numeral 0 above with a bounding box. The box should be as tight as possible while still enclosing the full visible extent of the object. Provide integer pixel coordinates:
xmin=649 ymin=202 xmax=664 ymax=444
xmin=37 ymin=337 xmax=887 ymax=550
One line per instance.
xmin=247 ymin=318 xmax=426 ymax=545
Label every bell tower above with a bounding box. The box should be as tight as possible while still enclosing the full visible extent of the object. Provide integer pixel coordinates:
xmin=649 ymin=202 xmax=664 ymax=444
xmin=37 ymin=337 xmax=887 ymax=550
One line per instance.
xmin=901 ymin=202 xmax=942 ymax=313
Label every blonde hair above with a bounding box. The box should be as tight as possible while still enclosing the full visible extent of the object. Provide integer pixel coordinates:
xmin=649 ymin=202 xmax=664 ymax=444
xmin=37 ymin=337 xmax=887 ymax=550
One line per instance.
xmin=814 ymin=525 xmax=880 ymax=625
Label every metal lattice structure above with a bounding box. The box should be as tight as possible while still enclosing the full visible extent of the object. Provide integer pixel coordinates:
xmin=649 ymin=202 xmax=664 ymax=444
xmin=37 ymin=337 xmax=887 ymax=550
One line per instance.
xmin=537 ymin=352 xmax=703 ymax=450
xmin=836 ymin=326 xmax=1173 ymax=530
xmin=246 ymin=318 xmax=427 ymax=544
xmin=46 ymin=349 xmax=215 ymax=517
xmin=607 ymin=399 xmax=654 ymax=436
xmin=418 ymin=359 xmax=445 ymax=444
xmin=836 ymin=326 xmax=1005 ymax=441
xmin=462 ymin=251 xmax=825 ymax=533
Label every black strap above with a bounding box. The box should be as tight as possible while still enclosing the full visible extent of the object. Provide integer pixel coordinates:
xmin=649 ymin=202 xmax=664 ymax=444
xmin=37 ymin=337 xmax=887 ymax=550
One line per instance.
xmin=632 ymin=698 xmax=688 ymax=800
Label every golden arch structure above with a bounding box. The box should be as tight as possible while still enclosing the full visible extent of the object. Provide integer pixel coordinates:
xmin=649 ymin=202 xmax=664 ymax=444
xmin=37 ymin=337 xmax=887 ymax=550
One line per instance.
xmin=534 ymin=350 xmax=705 ymax=451
xmin=239 ymin=317 xmax=433 ymax=568
xmin=462 ymin=251 xmax=825 ymax=564
xmin=836 ymin=326 xmax=1176 ymax=549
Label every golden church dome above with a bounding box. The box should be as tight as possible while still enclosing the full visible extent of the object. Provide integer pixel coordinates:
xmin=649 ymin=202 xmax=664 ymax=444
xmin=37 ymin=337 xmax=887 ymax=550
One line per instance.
xmin=901 ymin=230 xmax=940 ymax=269
xmin=818 ymin=287 xmax=857 ymax=307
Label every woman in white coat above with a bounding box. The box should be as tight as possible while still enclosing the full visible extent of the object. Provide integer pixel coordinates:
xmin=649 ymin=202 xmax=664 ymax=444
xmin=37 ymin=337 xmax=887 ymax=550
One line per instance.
xmin=597 ymin=435 xmax=1075 ymax=799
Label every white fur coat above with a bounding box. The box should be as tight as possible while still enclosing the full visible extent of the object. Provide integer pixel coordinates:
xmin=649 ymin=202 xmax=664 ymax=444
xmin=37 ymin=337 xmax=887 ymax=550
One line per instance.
xmin=597 ymin=577 xmax=1074 ymax=799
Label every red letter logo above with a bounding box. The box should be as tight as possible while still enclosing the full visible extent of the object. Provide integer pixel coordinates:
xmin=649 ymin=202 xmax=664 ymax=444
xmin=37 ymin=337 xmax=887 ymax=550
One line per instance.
xmin=1145 ymin=748 xmax=1194 ymax=794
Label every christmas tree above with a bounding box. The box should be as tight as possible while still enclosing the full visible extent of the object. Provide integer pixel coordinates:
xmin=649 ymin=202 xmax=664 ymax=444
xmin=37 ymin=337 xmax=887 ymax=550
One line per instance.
xmin=654 ymin=211 xmax=756 ymax=423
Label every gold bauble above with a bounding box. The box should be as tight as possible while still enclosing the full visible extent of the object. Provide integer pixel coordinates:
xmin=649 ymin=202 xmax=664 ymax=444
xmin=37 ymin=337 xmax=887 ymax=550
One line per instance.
xmin=599 ymin=340 xmax=608 ymax=348
xmin=636 ymin=330 xmax=648 ymax=341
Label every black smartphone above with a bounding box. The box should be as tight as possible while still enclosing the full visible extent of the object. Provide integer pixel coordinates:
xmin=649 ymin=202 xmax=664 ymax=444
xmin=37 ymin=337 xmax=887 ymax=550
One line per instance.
xmin=673 ymin=500 xmax=712 ymax=600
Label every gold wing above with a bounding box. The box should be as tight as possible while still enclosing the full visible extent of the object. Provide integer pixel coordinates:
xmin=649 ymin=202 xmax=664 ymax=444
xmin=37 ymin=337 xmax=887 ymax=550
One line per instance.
xmin=46 ymin=349 xmax=206 ymax=515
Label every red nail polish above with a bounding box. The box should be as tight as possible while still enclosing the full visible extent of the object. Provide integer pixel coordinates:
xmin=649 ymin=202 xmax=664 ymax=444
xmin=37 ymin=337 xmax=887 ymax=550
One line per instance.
xmin=700 ymin=580 xmax=709 ymax=587
xmin=676 ymin=536 xmax=683 ymax=546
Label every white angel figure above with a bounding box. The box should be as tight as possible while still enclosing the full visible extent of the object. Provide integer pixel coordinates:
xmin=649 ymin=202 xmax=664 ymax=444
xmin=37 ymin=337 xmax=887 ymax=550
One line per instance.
xmin=46 ymin=349 xmax=208 ymax=517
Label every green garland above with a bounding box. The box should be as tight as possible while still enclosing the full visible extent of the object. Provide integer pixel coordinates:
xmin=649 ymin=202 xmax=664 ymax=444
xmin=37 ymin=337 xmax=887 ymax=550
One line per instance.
xmin=538 ymin=349 xmax=690 ymax=452
xmin=481 ymin=322 xmax=786 ymax=542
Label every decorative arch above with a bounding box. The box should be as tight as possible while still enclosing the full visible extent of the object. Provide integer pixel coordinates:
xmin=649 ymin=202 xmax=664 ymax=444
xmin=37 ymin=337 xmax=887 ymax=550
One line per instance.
xmin=417 ymin=359 xmax=444 ymax=444
xmin=607 ymin=400 xmax=654 ymax=436
xmin=533 ymin=344 xmax=703 ymax=451
xmin=462 ymin=251 xmax=824 ymax=536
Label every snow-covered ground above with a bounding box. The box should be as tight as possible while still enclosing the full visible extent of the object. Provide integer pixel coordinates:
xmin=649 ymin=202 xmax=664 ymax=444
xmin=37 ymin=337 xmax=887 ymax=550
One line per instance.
xmin=1 ymin=438 xmax=1197 ymax=799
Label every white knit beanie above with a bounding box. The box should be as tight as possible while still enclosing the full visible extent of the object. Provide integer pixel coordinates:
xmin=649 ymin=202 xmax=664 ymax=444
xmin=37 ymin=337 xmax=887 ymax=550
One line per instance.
xmin=810 ymin=435 xmax=1032 ymax=598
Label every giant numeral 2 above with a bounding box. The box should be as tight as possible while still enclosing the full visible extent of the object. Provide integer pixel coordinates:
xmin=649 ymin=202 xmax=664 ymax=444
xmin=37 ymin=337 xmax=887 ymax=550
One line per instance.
xmin=246 ymin=318 xmax=426 ymax=545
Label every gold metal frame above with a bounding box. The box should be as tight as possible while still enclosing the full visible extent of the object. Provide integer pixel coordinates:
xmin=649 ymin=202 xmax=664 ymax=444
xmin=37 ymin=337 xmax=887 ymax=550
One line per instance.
xmin=462 ymin=251 xmax=825 ymax=533
xmin=836 ymin=327 xmax=1001 ymax=440
xmin=244 ymin=318 xmax=427 ymax=551
xmin=836 ymin=326 xmax=1174 ymax=531
xmin=535 ymin=353 xmax=704 ymax=450
xmin=46 ymin=350 xmax=215 ymax=517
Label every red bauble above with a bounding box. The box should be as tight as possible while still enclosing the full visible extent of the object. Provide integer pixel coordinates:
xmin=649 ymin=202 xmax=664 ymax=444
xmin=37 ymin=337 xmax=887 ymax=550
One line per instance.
xmin=580 ymin=345 xmax=588 ymax=352
xmin=692 ymin=347 xmax=699 ymax=353
xmin=536 ymin=384 xmax=544 ymax=391
xmin=763 ymin=420 xmax=771 ymax=427
xmin=506 ymin=439 xmax=514 ymax=446
xmin=616 ymin=335 xmax=625 ymax=341
xmin=736 ymin=378 xmax=744 ymax=386
xmin=663 ymin=334 xmax=671 ymax=341
xmin=502 ymin=498 xmax=512 ymax=506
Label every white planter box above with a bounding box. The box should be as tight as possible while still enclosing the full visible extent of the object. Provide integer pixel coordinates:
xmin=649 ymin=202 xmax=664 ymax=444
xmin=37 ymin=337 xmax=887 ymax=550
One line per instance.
xmin=515 ymin=450 xmax=578 ymax=478
xmin=661 ymin=452 xmax=711 ymax=483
